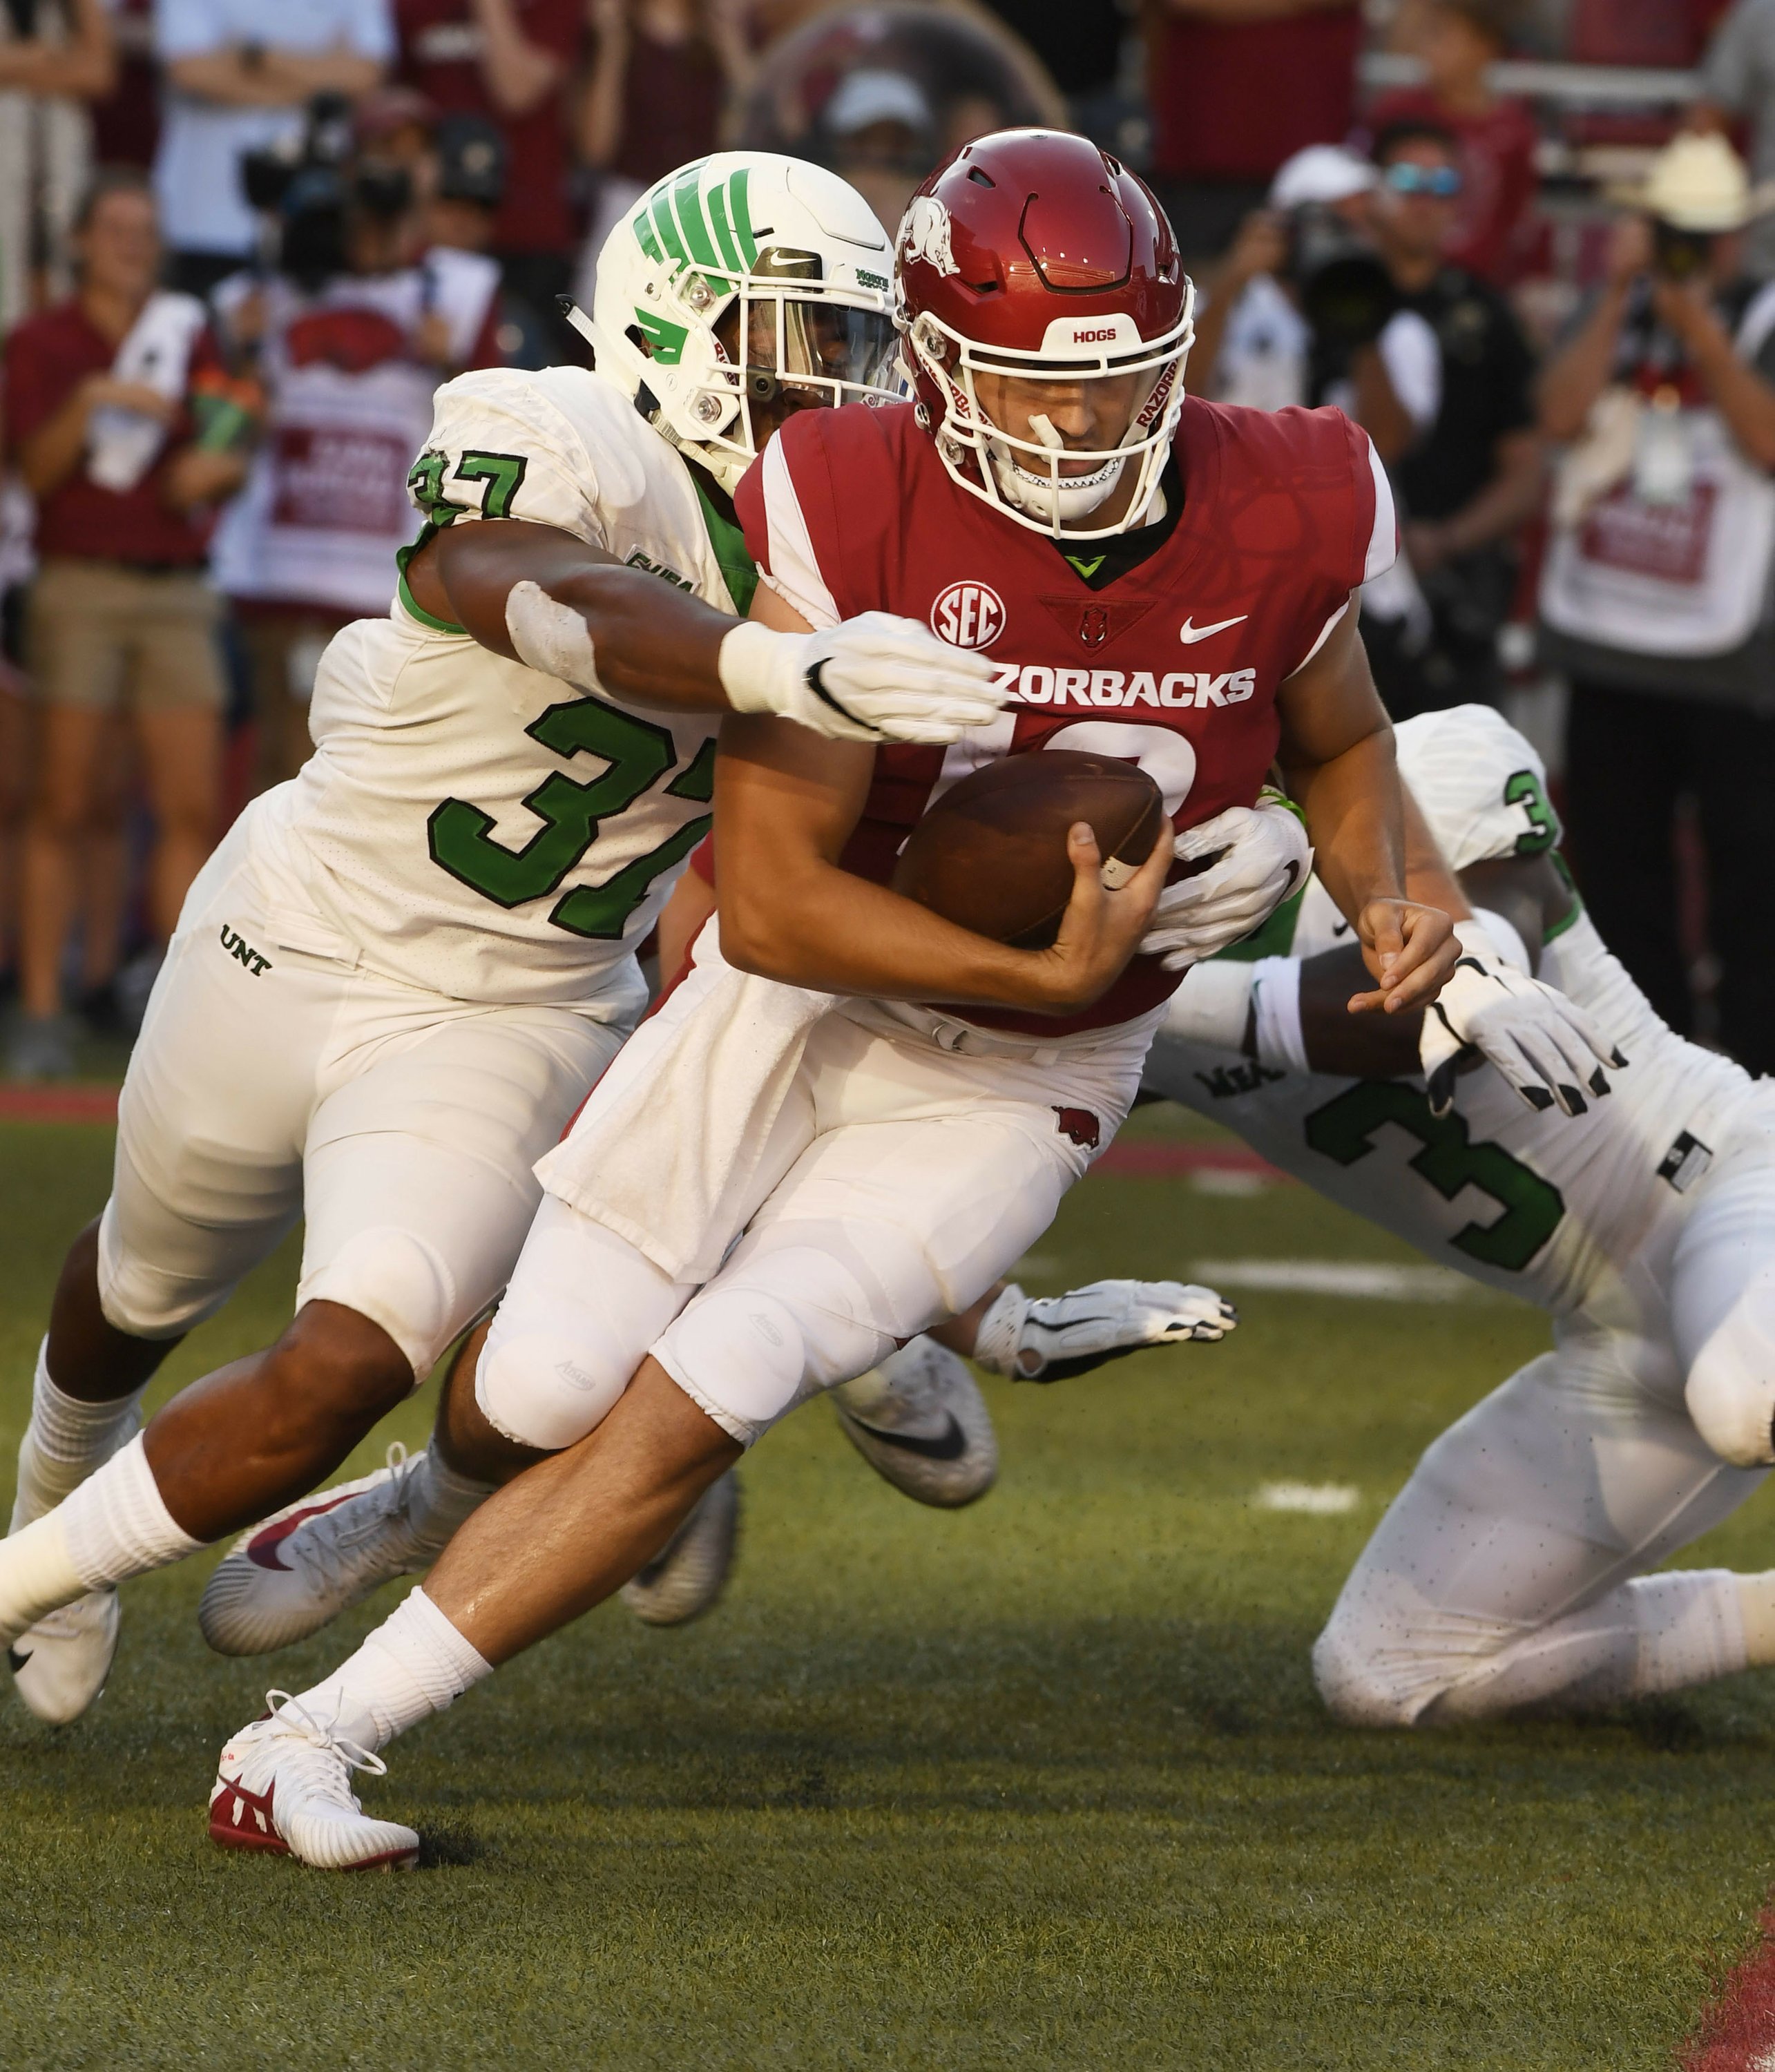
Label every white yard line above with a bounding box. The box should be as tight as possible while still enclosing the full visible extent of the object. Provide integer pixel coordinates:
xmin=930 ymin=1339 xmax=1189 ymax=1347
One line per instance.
xmin=1194 ymin=1258 xmax=1490 ymax=1303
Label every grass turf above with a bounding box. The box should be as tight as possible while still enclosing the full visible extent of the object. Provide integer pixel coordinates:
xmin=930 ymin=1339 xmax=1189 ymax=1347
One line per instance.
xmin=1 ymin=1104 xmax=1773 ymax=2070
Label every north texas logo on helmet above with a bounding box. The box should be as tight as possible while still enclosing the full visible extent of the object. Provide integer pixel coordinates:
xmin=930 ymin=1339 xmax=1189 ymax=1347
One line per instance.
xmin=899 ymin=195 xmax=957 ymax=278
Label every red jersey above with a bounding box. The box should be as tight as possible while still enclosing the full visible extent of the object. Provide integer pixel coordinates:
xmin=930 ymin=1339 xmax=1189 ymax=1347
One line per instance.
xmin=735 ymin=396 xmax=1392 ymax=1036
xmin=4 ymin=300 xmax=226 ymax=567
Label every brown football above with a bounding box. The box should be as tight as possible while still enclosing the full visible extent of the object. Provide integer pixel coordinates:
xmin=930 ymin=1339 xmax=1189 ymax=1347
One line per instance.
xmin=892 ymin=751 xmax=1167 ymax=949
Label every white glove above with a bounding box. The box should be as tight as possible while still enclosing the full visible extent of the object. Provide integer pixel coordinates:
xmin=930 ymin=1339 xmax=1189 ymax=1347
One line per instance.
xmin=973 ymin=1278 xmax=1238 ymax=1382
xmin=718 ymin=613 xmax=1006 ymax=745
xmin=1419 ymin=919 xmax=1627 ymax=1120
xmin=1140 ymin=798 xmax=1312 ymax=970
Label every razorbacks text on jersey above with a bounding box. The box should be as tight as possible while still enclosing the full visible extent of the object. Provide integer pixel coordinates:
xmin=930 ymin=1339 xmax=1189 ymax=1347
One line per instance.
xmin=1144 ymin=707 xmax=1754 ymax=1325
xmin=238 ymin=365 xmax=754 ymax=1006
xmin=735 ymin=394 xmax=1396 ymax=1035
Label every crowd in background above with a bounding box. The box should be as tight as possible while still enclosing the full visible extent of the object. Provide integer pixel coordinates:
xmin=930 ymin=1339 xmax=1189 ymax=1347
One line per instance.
xmin=2 ymin=0 xmax=1774 ymax=1082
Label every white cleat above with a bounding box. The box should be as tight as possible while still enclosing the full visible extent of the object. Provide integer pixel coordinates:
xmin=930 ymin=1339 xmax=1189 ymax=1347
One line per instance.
xmin=9 ymin=1587 xmax=119 ymax=1725
xmin=209 ymin=1693 xmax=419 ymax=1872
xmin=200 ymin=1446 xmax=437 ymax=1657
xmin=831 ymin=1337 xmax=998 ymax=1508
xmin=621 ymin=1469 xmax=741 ymax=1627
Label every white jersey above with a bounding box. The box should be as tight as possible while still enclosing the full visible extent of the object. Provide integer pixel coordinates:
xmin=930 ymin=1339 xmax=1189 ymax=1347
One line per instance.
xmin=231 ymin=366 xmax=749 ymax=1006
xmin=1144 ymin=705 xmax=1754 ymax=1324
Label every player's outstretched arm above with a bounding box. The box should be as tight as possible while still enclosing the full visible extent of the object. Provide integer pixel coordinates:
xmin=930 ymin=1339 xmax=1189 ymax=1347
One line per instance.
xmin=403 ymin=518 xmax=1006 ymax=744
xmin=714 ymin=715 xmax=1171 ymax=1013
xmin=1275 ymin=599 xmax=1457 ymax=1015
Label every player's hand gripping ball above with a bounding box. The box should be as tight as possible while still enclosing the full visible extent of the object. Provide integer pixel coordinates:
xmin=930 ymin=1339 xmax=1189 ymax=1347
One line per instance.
xmin=892 ymin=750 xmax=1165 ymax=948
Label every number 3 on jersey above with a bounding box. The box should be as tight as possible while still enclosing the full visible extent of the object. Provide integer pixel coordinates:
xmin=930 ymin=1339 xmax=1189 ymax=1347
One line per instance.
xmin=429 ymin=699 xmax=714 ymax=939
xmin=1303 ymin=1081 xmax=1564 ymax=1273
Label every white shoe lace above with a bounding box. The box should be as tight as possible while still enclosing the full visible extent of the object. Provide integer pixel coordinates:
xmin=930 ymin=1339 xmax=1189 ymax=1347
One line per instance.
xmin=260 ymin=1689 xmax=390 ymax=1807
xmin=289 ymin=1445 xmax=422 ymax=1595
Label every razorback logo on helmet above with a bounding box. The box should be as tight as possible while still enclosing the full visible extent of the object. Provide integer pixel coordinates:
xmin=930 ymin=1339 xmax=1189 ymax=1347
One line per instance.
xmin=930 ymin=580 xmax=1005 ymax=649
xmin=899 ymin=195 xmax=957 ymax=278
xmin=1053 ymin=1107 xmax=1101 ymax=1150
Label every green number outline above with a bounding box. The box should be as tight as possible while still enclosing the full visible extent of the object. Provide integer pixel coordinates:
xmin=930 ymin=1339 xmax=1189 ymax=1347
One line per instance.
xmin=428 ymin=702 xmax=715 ymax=940
xmin=452 ymin=449 xmax=528 ymax=519
xmin=1504 ymin=768 xmax=1557 ymax=855
xmin=1303 ymin=1080 xmax=1564 ymax=1273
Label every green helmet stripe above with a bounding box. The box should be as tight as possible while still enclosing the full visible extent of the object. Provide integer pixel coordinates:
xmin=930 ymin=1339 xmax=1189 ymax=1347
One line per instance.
xmin=633 ymin=309 xmax=689 ymax=365
xmin=673 ymin=164 xmax=721 ymax=272
xmin=707 ymin=180 xmax=744 ymax=276
xmin=631 ymin=209 xmax=664 ymax=263
xmin=728 ymin=167 xmax=758 ymax=269
xmin=649 ymin=182 xmax=689 ymax=268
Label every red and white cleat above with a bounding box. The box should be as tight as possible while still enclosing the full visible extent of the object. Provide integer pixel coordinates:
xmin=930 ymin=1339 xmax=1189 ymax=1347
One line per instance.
xmin=209 ymin=1694 xmax=419 ymax=1872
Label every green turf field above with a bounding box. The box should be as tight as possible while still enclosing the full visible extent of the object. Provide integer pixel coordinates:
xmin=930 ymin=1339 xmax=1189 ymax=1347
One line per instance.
xmin=2 ymin=1104 xmax=1772 ymax=2071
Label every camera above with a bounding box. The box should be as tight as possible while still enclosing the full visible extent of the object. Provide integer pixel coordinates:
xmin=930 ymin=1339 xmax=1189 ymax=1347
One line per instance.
xmin=1652 ymin=218 xmax=1714 ymax=283
xmin=240 ymin=93 xmax=412 ymax=289
xmin=1287 ymin=204 xmax=1399 ymax=350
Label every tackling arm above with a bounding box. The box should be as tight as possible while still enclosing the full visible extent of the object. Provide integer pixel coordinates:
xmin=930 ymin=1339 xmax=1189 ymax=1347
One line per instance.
xmin=1274 ymin=599 xmax=1457 ymax=1013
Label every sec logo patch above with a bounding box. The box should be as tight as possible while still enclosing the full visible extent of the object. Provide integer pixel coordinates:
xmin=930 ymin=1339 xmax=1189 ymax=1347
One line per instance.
xmin=930 ymin=581 xmax=1005 ymax=650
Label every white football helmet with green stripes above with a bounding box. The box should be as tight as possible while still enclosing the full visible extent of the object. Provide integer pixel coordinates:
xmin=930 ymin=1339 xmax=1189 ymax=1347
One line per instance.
xmin=579 ymin=153 xmax=900 ymax=494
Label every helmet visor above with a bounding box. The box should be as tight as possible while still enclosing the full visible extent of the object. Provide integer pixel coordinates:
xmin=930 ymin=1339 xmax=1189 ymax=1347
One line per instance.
xmin=739 ymin=289 xmax=900 ymax=442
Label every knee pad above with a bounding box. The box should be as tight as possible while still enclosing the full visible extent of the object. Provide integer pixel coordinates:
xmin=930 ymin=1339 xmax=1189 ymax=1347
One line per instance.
xmin=656 ymin=1241 xmax=898 ymax=1446
xmin=1685 ymin=1278 xmax=1775 ymax=1467
xmin=95 ymin=1196 xmax=230 ymax=1341
xmin=300 ymin=1224 xmax=459 ymax=1382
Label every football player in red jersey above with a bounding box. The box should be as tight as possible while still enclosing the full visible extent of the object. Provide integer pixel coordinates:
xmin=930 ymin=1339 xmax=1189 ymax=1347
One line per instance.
xmin=207 ymin=131 xmax=1623 ymax=1868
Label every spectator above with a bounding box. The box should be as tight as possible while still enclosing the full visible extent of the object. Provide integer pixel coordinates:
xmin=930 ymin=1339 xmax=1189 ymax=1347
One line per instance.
xmin=1364 ymin=118 xmax=1542 ymax=717
xmin=425 ymin=111 xmax=551 ymax=365
xmin=579 ymin=0 xmax=747 ymax=268
xmin=0 ymin=0 xmax=116 ymax=329
xmin=3 ymin=171 xmax=249 ymax=1080
xmin=152 ymin=0 xmax=392 ymax=300
xmin=1696 ymin=0 xmax=1775 ymax=280
xmin=1146 ymin=0 xmax=1364 ymax=266
xmin=1362 ymin=0 xmax=1537 ymax=285
xmin=396 ymin=0 xmax=588 ymax=325
xmin=209 ymin=126 xmax=502 ymax=789
xmin=814 ymin=66 xmax=937 ymax=238
xmin=1537 ymin=134 xmax=1775 ymax=1073
xmin=90 ymin=0 xmax=158 ymax=170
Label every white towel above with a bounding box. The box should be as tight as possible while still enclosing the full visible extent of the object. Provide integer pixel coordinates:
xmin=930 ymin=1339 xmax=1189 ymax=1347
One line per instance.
xmin=86 ymin=290 xmax=207 ymax=493
xmin=535 ymin=930 xmax=835 ymax=1285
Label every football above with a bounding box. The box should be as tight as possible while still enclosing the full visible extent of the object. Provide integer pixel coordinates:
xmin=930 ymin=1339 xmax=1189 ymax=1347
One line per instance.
xmin=892 ymin=750 xmax=1167 ymax=949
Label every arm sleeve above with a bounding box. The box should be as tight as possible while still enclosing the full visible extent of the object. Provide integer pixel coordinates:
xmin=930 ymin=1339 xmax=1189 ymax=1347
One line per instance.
xmin=735 ymin=425 xmax=843 ymax=631
xmin=409 ymin=370 xmax=608 ymax=547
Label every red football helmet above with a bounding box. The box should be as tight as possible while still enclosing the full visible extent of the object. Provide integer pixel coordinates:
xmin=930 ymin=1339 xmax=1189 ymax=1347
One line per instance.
xmin=895 ymin=128 xmax=1193 ymax=540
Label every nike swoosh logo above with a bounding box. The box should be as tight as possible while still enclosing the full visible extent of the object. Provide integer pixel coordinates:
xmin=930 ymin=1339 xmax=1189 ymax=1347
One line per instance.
xmin=843 ymin=1409 xmax=968 ymax=1461
xmin=1331 ymin=919 xmax=1351 ymax=937
xmin=8 ymin=1646 xmax=32 ymax=1674
xmin=245 ymin=1488 xmax=363 ymax=1571
xmin=1178 ymin=615 xmax=1248 ymax=645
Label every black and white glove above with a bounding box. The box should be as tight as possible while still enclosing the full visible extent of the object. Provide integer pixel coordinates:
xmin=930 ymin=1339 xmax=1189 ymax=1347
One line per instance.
xmin=1419 ymin=918 xmax=1626 ymax=1119
xmin=973 ymin=1278 xmax=1238 ymax=1382
xmin=718 ymin=612 xmax=1006 ymax=745
xmin=1139 ymin=797 xmax=1312 ymax=971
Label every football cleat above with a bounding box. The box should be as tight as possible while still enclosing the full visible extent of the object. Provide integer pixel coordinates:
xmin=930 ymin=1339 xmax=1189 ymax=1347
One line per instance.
xmin=972 ymin=1278 xmax=1238 ymax=1382
xmin=209 ymin=1693 xmax=418 ymax=1872
xmin=200 ymin=1446 xmax=439 ymax=1656
xmin=621 ymin=1468 xmax=741 ymax=1627
xmin=830 ymin=1337 xmax=998 ymax=1508
xmin=9 ymin=1586 xmax=119 ymax=1725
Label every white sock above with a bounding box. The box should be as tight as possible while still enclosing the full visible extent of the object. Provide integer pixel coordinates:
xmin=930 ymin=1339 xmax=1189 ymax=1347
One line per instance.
xmin=10 ymin=1339 xmax=148 ymax=1530
xmin=294 ymin=1587 xmax=492 ymax=1754
xmin=55 ymin=1433 xmax=204 ymax=1589
xmin=406 ymin=1448 xmax=494 ymax=1559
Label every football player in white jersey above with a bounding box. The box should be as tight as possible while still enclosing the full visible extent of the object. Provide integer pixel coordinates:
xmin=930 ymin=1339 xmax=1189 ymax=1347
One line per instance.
xmin=0 ymin=153 xmax=1010 ymax=1726
xmin=1146 ymin=702 xmax=1775 ymax=1725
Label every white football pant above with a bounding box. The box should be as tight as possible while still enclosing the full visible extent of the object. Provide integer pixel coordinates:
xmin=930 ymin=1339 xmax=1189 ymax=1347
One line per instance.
xmin=98 ymin=834 xmax=634 ymax=1378
xmin=476 ymin=998 xmax=1155 ymax=1451
xmin=1316 ymin=1096 xmax=1775 ymax=1724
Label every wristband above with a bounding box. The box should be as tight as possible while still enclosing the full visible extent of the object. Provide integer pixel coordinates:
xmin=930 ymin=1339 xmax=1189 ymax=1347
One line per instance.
xmin=1251 ymin=956 xmax=1309 ymax=1073
xmin=716 ymin=619 xmax=787 ymax=716
xmin=1161 ymin=958 xmax=1255 ymax=1053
